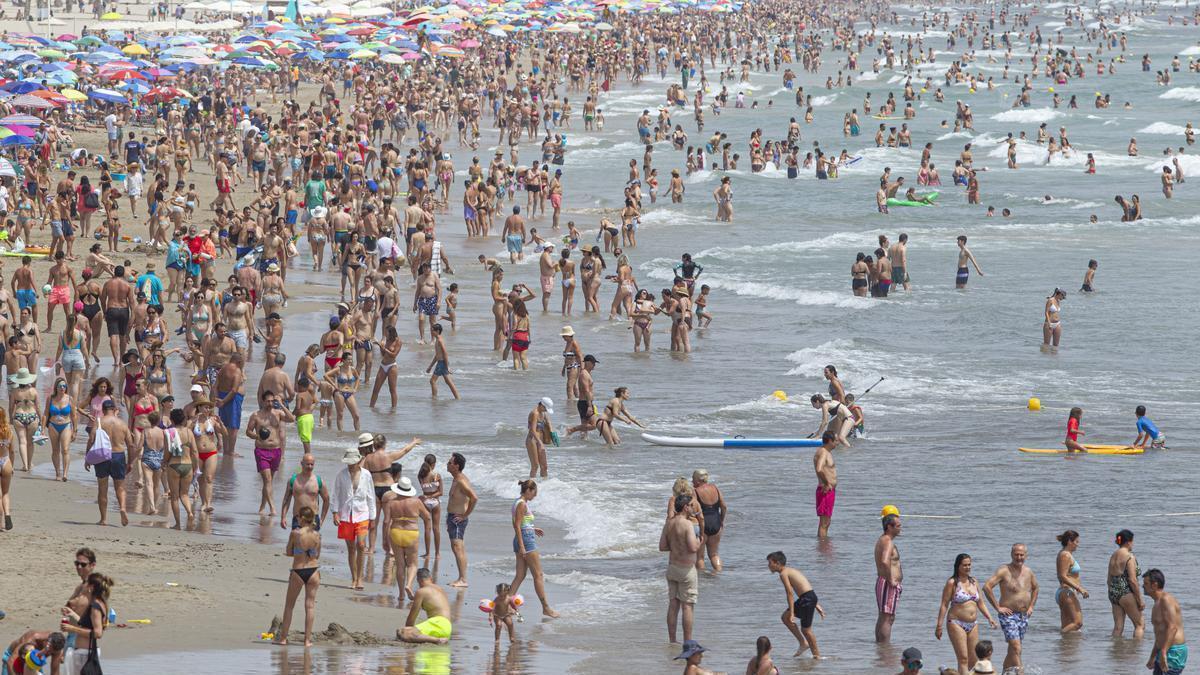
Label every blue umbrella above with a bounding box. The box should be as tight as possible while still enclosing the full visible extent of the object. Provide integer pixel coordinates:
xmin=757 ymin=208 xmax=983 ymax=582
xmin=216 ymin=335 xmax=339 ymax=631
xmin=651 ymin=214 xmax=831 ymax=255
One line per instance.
xmin=118 ymin=80 xmax=151 ymax=94
xmin=1 ymin=81 xmax=43 ymax=94
xmin=88 ymin=88 xmax=127 ymax=104
xmin=1 ymin=135 xmax=35 ymax=146
xmin=301 ymin=50 xmax=325 ymax=61
xmin=82 ymin=52 xmax=119 ymax=63
xmin=97 ymin=44 xmax=123 ymax=54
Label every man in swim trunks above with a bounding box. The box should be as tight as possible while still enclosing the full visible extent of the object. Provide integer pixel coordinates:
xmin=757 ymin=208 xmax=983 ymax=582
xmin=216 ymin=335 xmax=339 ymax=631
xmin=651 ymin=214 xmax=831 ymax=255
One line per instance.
xmin=100 ymin=265 xmax=134 ymax=364
xmin=501 ymin=205 xmax=527 ymax=264
xmin=412 ymin=262 xmax=442 ymax=345
xmin=215 ymin=352 xmax=246 ymax=456
xmin=813 ymin=430 xmax=837 ymax=538
xmin=11 ymin=256 xmax=38 ymax=323
xmin=397 ymin=568 xmax=452 ymax=644
xmin=955 ymin=235 xmax=983 ymax=289
xmin=44 ymin=251 xmax=76 ymax=332
xmin=244 ymin=389 xmax=294 ymax=517
xmin=445 ymin=452 xmax=477 ymax=588
xmin=874 ymin=513 xmax=903 ymax=642
xmin=1144 ymin=569 xmax=1188 ymax=675
xmin=983 ymin=543 xmax=1039 ymax=674
xmin=538 ymin=243 xmax=559 ymax=311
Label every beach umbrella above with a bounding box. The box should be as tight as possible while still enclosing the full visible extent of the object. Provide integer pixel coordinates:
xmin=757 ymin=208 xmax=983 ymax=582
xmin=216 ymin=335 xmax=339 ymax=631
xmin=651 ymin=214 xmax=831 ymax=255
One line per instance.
xmin=1 ymin=81 xmax=43 ymax=94
xmin=457 ymin=38 xmax=480 ymax=48
xmin=73 ymin=35 xmax=105 ymax=47
xmin=30 ymin=90 xmax=68 ymax=105
xmin=54 ymin=33 xmax=78 ymax=41
xmin=122 ymin=44 xmax=150 ymax=56
xmin=0 ymin=114 xmax=42 ymax=125
xmin=1 ymin=135 xmax=35 ymax=146
xmin=142 ymin=86 xmax=190 ymax=102
xmin=380 ymin=53 xmax=406 ymax=64
xmin=348 ymin=49 xmax=377 ymax=59
xmin=0 ymin=158 xmax=15 ymax=177
xmin=4 ymin=124 xmax=38 ymax=136
xmin=87 ymin=88 xmax=127 ymax=104
xmin=59 ymin=88 xmax=87 ymax=102
xmin=37 ymin=48 xmax=67 ymax=60
xmin=105 ymin=69 xmax=146 ymax=81
xmin=117 ymin=80 xmax=151 ymax=94
xmin=100 ymin=11 xmax=123 ymax=19
xmin=0 ymin=128 xmax=12 ymax=139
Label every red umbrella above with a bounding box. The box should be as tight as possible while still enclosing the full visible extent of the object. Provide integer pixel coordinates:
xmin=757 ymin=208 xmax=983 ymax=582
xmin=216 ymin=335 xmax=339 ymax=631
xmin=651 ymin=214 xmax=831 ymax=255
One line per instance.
xmin=105 ymin=70 xmax=147 ymax=81
xmin=30 ymin=90 xmax=70 ymax=105
xmin=142 ymin=86 xmax=190 ymax=103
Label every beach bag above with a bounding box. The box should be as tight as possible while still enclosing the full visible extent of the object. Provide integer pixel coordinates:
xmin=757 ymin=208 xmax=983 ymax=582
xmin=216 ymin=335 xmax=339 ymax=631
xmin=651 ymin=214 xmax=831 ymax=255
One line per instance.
xmin=80 ymin=630 xmax=102 ymax=675
xmin=166 ymin=427 xmax=184 ymax=458
xmin=84 ymin=190 xmax=100 ymax=209
xmin=84 ymin=434 xmax=112 ymax=466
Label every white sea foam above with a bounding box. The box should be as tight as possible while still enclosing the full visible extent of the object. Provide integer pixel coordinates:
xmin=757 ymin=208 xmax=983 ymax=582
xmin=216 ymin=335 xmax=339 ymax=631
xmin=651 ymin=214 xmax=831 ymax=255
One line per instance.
xmin=810 ymin=93 xmax=839 ymax=107
xmin=990 ymin=107 xmax=1063 ymax=124
xmin=1137 ymin=121 xmax=1185 ymax=134
xmin=1160 ymin=87 xmax=1200 ymax=102
xmin=857 ymin=71 xmax=881 ymax=81
xmin=543 ymin=572 xmax=660 ymax=624
xmin=570 ymin=141 xmax=646 ymax=160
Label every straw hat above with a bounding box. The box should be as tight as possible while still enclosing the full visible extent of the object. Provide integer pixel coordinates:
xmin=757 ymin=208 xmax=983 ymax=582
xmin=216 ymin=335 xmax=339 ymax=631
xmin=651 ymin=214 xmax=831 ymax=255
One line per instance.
xmin=340 ymin=447 xmax=364 ymax=465
xmin=559 ymin=326 xmax=575 ymax=337
xmin=391 ymin=476 xmax=417 ymax=497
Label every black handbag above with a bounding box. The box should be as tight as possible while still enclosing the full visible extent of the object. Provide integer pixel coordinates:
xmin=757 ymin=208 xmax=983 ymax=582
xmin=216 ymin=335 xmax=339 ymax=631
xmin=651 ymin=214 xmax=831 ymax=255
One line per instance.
xmin=79 ymin=629 xmax=102 ymax=675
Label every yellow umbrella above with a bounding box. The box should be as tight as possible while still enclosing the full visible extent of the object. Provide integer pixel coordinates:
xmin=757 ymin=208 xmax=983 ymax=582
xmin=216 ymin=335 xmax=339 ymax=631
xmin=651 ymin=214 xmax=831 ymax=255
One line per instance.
xmin=60 ymin=88 xmax=88 ymax=102
xmin=122 ymin=43 xmax=150 ymax=56
xmin=100 ymin=11 xmax=122 ymax=19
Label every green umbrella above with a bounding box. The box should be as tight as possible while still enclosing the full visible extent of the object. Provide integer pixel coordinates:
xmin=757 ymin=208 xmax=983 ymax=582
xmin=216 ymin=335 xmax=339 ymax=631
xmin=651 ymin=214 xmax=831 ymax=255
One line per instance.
xmin=73 ymin=35 xmax=105 ymax=46
xmin=37 ymin=48 xmax=67 ymax=59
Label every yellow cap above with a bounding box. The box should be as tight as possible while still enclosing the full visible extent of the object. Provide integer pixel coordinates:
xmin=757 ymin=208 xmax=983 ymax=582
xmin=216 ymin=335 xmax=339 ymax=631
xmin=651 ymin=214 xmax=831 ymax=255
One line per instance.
xmin=772 ymin=390 xmax=788 ymax=402
xmin=881 ymin=504 xmax=900 ymax=518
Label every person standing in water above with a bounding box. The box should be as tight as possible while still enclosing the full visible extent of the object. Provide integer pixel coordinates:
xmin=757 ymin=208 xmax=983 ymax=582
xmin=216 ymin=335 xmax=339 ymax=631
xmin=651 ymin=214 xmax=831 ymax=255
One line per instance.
xmin=1055 ymin=530 xmax=1089 ymax=633
xmin=661 ymin=491 xmax=701 ymax=643
xmin=691 ymin=469 xmax=726 ymax=572
xmin=1109 ymin=529 xmax=1145 ymax=638
xmin=1144 ymin=569 xmax=1188 ymax=675
xmin=1081 ymin=259 xmax=1098 ymax=292
xmin=875 ymin=512 xmax=903 ymax=642
xmin=983 ymin=543 xmax=1040 ymax=675
xmin=955 ymin=235 xmax=983 ymax=289
xmin=1043 ymin=288 xmax=1065 ymax=349
xmin=812 ymin=430 xmax=837 ymax=538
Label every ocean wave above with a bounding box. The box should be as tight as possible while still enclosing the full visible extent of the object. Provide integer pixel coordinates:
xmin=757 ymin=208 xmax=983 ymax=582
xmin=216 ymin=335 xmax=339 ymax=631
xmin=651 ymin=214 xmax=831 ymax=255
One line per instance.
xmin=1137 ymin=122 xmax=1186 ymax=135
xmin=569 ymin=140 xmax=647 ymax=160
xmin=543 ymin=572 xmax=660 ymax=625
xmin=857 ymin=71 xmax=881 ymax=81
xmin=641 ymin=266 xmax=875 ymax=309
xmin=1160 ymin=87 xmax=1200 ymax=102
xmin=990 ymin=107 xmax=1063 ymax=124
xmin=810 ymin=93 xmax=839 ymax=107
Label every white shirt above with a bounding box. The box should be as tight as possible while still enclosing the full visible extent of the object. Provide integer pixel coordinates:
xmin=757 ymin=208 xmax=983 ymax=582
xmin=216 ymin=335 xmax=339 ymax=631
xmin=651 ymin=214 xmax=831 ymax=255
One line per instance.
xmin=0 ymin=184 xmax=10 ymax=212
xmin=125 ymin=172 xmax=143 ymax=198
xmin=332 ymin=465 xmax=377 ymax=523
xmin=104 ymin=113 xmax=117 ymax=134
xmin=375 ymin=236 xmax=396 ymax=260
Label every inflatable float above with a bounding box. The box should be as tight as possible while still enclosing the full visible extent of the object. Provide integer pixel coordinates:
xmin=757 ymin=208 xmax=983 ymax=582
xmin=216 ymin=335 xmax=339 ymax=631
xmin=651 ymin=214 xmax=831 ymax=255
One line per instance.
xmin=1018 ymin=445 xmax=1143 ymax=455
xmin=886 ymin=191 xmax=939 ymax=207
xmin=642 ymin=433 xmax=822 ymax=449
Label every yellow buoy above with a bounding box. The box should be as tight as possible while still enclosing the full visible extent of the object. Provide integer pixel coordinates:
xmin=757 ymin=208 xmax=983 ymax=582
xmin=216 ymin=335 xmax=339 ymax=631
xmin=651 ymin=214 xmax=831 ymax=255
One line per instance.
xmin=968 ymin=87 xmax=975 ymax=93
xmin=1048 ymin=86 xmax=1055 ymax=92
xmin=881 ymin=504 xmax=900 ymax=518
xmin=772 ymin=390 xmax=788 ymax=402
xmin=1028 ymin=397 xmax=1041 ymax=411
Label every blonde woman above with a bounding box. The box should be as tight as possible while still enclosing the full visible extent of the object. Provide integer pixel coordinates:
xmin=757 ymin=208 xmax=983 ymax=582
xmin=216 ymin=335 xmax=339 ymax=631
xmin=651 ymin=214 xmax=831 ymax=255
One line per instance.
xmin=164 ymin=408 xmax=198 ymax=529
xmin=0 ymin=408 xmax=13 ymax=530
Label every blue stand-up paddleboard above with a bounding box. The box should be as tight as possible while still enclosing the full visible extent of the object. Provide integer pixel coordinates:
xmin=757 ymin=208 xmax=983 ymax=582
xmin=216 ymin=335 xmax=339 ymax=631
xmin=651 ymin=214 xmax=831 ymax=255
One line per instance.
xmin=642 ymin=433 xmax=822 ymax=449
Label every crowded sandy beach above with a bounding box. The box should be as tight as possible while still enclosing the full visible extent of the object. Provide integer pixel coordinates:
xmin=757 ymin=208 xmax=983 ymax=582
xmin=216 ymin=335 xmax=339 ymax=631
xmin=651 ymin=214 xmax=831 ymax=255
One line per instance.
xmin=0 ymin=0 xmax=1196 ymax=672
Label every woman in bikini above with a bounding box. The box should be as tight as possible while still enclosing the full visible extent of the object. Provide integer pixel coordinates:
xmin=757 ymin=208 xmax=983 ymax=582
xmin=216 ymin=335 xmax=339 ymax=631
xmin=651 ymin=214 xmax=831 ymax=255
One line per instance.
xmin=1043 ymin=288 xmax=1065 ymax=349
xmin=145 ymin=350 xmax=172 ymax=402
xmin=141 ymin=305 xmax=168 ymax=357
xmin=139 ymin=412 xmax=166 ymax=516
xmin=559 ymin=326 xmax=582 ymax=401
xmin=1055 ymin=529 xmax=1089 ymax=633
xmin=43 ymin=378 xmax=75 ymax=483
xmin=340 ymin=232 xmax=368 ymax=302
xmin=0 ymin=409 xmax=12 ymax=530
xmin=593 ymin=387 xmax=645 ymax=448
xmin=578 ymin=248 xmax=598 ymax=313
xmin=320 ymin=318 xmax=346 ymax=372
xmin=164 ymin=408 xmax=198 ymax=529
xmin=83 ymin=378 xmax=115 ymax=438
xmin=16 ymin=307 xmax=40 ymax=372
xmin=276 ymin=505 xmax=321 ymax=647
xmin=510 ymin=480 xmax=558 ymax=618
xmin=418 ymin=454 xmax=443 ymax=559
xmin=324 ymin=355 xmax=361 ymax=432
xmin=8 ymin=368 xmax=41 ymax=473
xmin=632 ymin=289 xmax=660 ymax=352
xmin=369 ymin=326 xmax=403 ymax=408
xmin=608 ymin=252 xmax=637 ymax=320
xmin=510 ymin=299 xmax=531 ymax=371
xmin=525 ymin=399 xmax=552 ymax=479
xmin=128 ymin=378 xmax=158 ymax=490
xmin=192 ymin=399 xmax=225 ymax=514
xmin=934 ymin=553 xmax=996 ymax=675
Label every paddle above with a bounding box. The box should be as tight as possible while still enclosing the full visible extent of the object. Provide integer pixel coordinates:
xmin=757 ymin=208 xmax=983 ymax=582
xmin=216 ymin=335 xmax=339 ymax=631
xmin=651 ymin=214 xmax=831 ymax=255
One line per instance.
xmin=854 ymin=376 xmax=886 ymax=400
